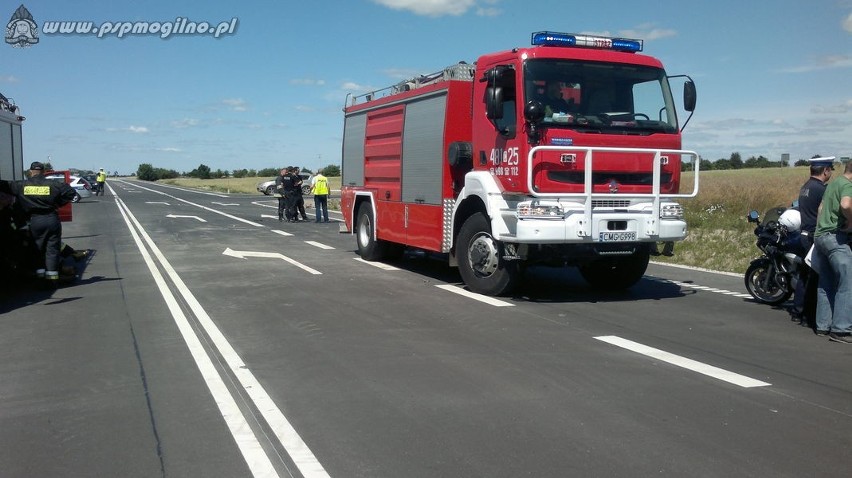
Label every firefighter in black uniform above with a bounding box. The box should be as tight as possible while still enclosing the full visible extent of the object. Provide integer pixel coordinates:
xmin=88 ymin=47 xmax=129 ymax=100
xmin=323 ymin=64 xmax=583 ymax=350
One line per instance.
xmin=8 ymin=161 xmax=77 ymax=284
xmin=282 ymin=167 xmax=299 ymax=222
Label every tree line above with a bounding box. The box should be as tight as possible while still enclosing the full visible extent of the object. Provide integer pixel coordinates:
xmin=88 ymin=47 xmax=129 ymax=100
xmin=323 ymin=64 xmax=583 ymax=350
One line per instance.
xmin=681 ymin=153 xmax=840 ymax=171
xmin=136 ymin=163 xmax=341 ymax=181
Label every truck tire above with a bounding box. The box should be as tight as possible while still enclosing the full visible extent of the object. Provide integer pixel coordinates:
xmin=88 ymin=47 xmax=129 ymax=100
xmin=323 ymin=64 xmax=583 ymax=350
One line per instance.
xmin=457 ymin=212 xmax=520 ymax=296
xmin=579 ymin=249 xmax=650 ymax=290
xmin=356 ymin=204 xmax=389 ymax=261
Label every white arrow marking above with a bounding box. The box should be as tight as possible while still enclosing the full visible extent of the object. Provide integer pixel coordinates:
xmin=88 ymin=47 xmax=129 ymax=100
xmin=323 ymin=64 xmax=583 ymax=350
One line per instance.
xmin=212 ymin=202 xmax=239 ymax=206
xmin=146 ymin=201 xmax=171 ymax=205
xmin=166 ymin=214 xmax=207 ymax=222
xmin=305 ymin=241 xmax=335 ymax=250
xmin=222 ymin=248 xmax=321 ymax=275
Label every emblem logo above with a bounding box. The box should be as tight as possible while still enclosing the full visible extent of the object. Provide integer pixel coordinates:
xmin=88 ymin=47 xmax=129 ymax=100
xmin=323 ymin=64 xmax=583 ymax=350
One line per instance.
xmin=608 ymin=179 xmax=619 ymax=193
xmin=6 ymin=4 xmax=39 ymax=48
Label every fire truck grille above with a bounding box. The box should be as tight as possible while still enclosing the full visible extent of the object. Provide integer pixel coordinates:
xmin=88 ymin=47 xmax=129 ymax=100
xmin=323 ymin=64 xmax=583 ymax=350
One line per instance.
xmin=592 ymin=200 xmax=632 ymax=208
xmin=547 ymin=171 xmax=672 ymax=186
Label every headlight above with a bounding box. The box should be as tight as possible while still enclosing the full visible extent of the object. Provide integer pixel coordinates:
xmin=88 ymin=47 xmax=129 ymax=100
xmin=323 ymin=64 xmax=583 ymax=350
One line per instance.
xmin=660 ymin=203 xmax=684 ymax=220
xmin=517 ymin=201 xmax=564 ymax=219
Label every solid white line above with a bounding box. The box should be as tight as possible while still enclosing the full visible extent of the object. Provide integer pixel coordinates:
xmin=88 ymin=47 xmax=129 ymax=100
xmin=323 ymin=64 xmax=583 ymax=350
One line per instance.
xmin=116 ymin=194 xmax=330 ymax=476
xmin=118 ymin=180 xmax=263 ymax=227
xmin=353 ymin=257 xmax=400 ymax=271
xmin=434 ymin=284 xmax=515 ymax=307
xmin=650 ymin=260 xmax=742 ymax=278
xmin=114 ymin=197 xmax=279 ymax=477
xmin=305 ymin=241 xmax=335 ymax=250
xmin=594 ymin=335 xmax=771 ymax=388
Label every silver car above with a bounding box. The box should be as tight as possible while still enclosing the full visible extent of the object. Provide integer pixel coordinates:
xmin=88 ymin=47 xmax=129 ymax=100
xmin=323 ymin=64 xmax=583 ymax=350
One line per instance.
xmin=46 ymin=174 xmax=93 ymax=203
xmin=257 ymin=173 xmax=313 ymax=196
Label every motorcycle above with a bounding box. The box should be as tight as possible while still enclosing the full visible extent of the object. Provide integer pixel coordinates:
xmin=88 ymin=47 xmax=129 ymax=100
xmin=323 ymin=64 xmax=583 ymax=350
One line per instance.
xmin=744 ymin=207 xmax=806 ymax=305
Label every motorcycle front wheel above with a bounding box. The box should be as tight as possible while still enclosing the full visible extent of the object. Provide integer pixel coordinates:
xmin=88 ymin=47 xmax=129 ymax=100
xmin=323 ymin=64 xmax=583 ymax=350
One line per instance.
xmin=744 ymin=258 xmax=792 ymax=305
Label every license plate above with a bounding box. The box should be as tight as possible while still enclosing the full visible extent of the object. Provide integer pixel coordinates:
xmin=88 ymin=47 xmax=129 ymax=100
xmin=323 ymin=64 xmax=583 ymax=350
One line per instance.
xmin=599 ymin=231 xmax=636 ymax=242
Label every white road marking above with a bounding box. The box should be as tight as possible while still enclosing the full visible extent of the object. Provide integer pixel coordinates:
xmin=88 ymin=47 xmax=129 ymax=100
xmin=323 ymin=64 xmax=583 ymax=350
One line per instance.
xmin=212 ymin=201 xmax=240 ymax=206
xmin=166 ymin=214 xmax=207 ymax=222
xmin=353 ymin=257 xmax=400 ymax=270
xmin=271 ymin=229 xmax=293 ymax=237
xmin=114 ymin=197 xmax=280 ymax=477
xmin=146 ymin=201 xmax=170 ymax=205
xmin=117 ymin=180 xmax=264 ymax=227
xmin=261 ymin=214 xmax=279 ymax=219
xmin=434 ymin=284 xmax=515 ymax=307
xmin=647 ymin=276 xmax=754 ymax=300
xmin=305 ymin=241 xmax=334 ymax=250
xmin=594 ymin=335 xmax=771 ymax=388
xmin=223 ymin=248 xmax=322 ymax=275
xmin=115 ymin=194 xmax=330 ymax=477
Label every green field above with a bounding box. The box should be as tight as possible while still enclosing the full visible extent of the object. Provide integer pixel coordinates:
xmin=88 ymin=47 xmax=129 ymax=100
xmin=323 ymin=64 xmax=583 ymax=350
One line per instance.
xmin=160 ymin=176 xmax=343 ymax=195
xmin=159 ymin=167 xmax=817 ymax=274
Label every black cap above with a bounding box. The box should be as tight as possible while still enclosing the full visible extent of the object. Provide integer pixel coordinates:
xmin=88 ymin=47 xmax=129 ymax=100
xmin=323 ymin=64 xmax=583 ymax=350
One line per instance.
xmin=29 ymin=161 xmax=44 ymax=171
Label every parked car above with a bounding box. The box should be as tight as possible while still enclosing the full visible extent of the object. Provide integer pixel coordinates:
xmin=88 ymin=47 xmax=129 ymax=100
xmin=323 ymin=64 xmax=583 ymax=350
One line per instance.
xmin=46 ymin=174 xmax=92 ymax=203
xmin=257 ymin=173 xmax=313 ymax=196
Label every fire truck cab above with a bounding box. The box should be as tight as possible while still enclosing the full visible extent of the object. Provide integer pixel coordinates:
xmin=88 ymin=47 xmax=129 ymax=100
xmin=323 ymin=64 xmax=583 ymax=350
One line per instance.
xmin=341 ymin=31 xmax=700 ymax=296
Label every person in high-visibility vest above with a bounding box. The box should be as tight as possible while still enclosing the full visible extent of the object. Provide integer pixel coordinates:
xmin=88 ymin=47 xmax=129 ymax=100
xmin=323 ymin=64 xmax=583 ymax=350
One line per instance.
xmin=310 ymin=169 xmax=329 ymax=223
xmin=95 ymin=168 xmax=107 ymax=196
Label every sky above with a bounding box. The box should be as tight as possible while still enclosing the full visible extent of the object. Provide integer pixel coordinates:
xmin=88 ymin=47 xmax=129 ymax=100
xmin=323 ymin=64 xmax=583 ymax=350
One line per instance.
xmin=1 ymin=0 xmax=851 ymax=175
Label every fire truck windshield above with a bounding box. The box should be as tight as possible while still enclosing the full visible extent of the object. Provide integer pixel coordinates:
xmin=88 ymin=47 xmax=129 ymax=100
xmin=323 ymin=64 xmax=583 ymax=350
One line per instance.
xmin=524 ymin=59 xmax=678 ymax=133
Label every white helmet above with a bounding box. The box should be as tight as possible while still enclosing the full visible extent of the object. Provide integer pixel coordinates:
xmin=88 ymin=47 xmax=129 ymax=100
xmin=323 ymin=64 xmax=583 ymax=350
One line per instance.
xmin=778 ymin=209 xmax=801 ymax=232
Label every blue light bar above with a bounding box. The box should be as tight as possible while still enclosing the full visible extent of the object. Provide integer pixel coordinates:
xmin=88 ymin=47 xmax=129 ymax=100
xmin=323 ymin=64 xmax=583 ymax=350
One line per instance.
xmin=531 ymin=31 xmax=643 ymax=53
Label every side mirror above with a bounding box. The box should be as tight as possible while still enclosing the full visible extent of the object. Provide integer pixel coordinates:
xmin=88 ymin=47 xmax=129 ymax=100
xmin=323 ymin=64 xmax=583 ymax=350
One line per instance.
xmin=524 ymin=100 xmax=545 ymax=145
xmin=485 ymin=86 xmax=504 ymax=120
xmin=683 ymin=80 xmax=696 ymax=112
xmin=524 ymin=100 xmax=545 ymax=124
xmin=747 ymin=210 xmax=760 ymax=223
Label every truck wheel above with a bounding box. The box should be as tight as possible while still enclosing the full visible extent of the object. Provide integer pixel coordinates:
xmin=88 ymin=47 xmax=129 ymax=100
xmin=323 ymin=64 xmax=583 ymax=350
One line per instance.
xmin=264 ymin=185 xmax=274 ymax=196
xmin=579 ymin=249 xmax=650 ymax=290
xmin=457 ymin=212 xmax=520 ymax=296
xmin=356 ymin=204 xmax=389 ymax=261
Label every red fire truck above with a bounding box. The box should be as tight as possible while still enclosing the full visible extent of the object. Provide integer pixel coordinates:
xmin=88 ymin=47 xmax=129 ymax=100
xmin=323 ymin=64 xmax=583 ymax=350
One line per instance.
xmin=340 ymin=31 xmax=700 ymax=296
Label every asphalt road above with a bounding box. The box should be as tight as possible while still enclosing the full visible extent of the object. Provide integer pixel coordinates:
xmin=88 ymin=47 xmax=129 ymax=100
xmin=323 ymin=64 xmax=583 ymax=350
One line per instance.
xmin=1 ymin=179 xmax=850 ymax=478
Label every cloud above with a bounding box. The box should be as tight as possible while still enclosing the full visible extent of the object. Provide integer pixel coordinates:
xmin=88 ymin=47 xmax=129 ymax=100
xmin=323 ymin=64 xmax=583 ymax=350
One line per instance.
xmin=617 ymin=24 xmax=677 ymax=41
xmin=845 ymin=12 xmax=852 ymax=33
xmin=372 ymin=0 xmax=478 ymax=17
xmin=222 ymin=98 xmax=248 ymax=111
xmin=171 ymin=118 xmax=200 ymax=129
xmin=779 ymin=54 xmax=852 ymax=73
xmin=106 ymin=125 xmax=149 ymax=133
xmin=290 ymin=78 xmax=326 ymax=86
xmin=811 ymin=99 xmax=852 ymax=114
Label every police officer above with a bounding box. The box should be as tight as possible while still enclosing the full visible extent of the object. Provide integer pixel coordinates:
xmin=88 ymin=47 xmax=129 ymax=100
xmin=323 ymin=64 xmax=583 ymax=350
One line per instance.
xmin=282 ymin=167 xmax=299 ymax=222
xmin=95 ymin=168 xmax=107 ymax=196
xmin=9 ymin=161 xmax=77 ymax=284
xmin=793 ymin=157 xmax=834 ymax=325
xmin=274 ymin=168 xmax=287 ymax=221
xmin=293 ymin=168 xmax=309 ymax=222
